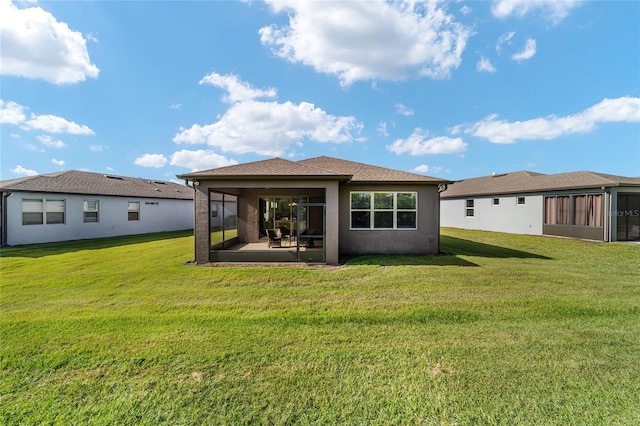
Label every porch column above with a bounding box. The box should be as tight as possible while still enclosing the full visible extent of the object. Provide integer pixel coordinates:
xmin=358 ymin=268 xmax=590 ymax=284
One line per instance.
xmin=194 ymin=186 xmax=209 ymax=264
xmin=325 ymin=181 xmax=340 ymax=265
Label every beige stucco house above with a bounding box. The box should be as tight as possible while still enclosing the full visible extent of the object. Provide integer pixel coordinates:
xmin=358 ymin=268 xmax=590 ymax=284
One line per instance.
xmin=178 ymin=156 xmax=450 ymax=264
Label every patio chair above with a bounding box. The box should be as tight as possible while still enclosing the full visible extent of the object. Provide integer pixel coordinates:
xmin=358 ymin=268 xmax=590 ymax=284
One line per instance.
xmin=279 ymin=226 xmax=292 ymax=246
xmin=267 ymin=229 xmax=282 ymax=248
xmin=298 ymin=228 xmax=316 ymax=247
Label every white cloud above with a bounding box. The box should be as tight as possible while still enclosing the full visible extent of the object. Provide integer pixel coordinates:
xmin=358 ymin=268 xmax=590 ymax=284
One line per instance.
xmin=106 ymin=166 xmax=114 ymax=172
xmin=412 ymin=164 xmax=444 ymax=174
xmin=467 ymin=97 xmax=640 ymax=143
xmin=377 ymin=122 xmax=389 ymax=137
xmin=260 ymin=0 xmax=471 ymax=86
xmin=387 ymin=128 xmax=468 ymax=155
xmin=11 ymin=164 xmax=38 ymax=176
xmin=25 ymin=144 xmax=44 ymax=152
xmin=200 ymin=73 xmax=277 ymax=103
xmin=496 ymin=31 xmax=515 ymax=54
xmin=0 ymin=0 xmax=99 ymax=84
xmin=174 ymin=73 xmax=362 ymax=156
xmin=477 ymin=56 xmax=496 ymax=73
xmin=37 ymin=134 xmax=66 ymax=148
xmin=52 ymin=158 xmax=65 ymax=166
xmin=460 ymin=5 xmax=472 ymax=15
xmin=170 ymin=104 xmax=182 ymax=110
xmin=134 ymin=153 xmax=168 ymax=168
xmin=1 ymin=99 xmax=94 ymax=134
xmin=395 ymin=102 xmax=414 ymax=116
xmin=491 ymin=0 xmax=583 ymax=24
xmin=26 ymin=113 xmax=94 ymax=134
xmin=512 ymin=38 xmax=536 ymax=62
xmin=89 ymin=144 xmax=108 ymax=152
xmin=0 ymin=99 xmax=26 ymax=124
xmin=169 ymin=149 xmax=238 ymax=172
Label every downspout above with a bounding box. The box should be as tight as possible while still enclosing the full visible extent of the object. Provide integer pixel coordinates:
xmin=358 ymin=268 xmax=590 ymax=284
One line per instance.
xmin=1 ymin=192 xmax=11 ymax=247
xmin=603 ymin=187 xmax=611 ymax=242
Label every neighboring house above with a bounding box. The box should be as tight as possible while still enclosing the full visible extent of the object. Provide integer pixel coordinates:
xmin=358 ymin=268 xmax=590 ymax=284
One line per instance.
xmin=0 ymin=171 xmax=194 ymax=246
xmin=440 ymin=171 xmax=640 ymax=242
xmin=177 ymin=156 xmax=450 ymax=265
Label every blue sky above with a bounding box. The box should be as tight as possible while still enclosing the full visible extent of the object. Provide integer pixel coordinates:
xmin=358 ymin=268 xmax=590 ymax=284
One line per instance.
xmin=1 ymin=0 xmax=639 ymax=183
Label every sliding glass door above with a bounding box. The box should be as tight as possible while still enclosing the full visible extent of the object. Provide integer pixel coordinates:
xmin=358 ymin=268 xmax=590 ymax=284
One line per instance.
xmin=617 ymin=194 xmax=640 ymax=241
xmin=260 ymin=196 xmax=308 ymax=238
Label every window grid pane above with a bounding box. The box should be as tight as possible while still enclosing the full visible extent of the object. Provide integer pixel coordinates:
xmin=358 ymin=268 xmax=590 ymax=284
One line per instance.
xmin=84 ymin=200 xmax=99 ymax=211
xmin=46 ymin=212 xmax=65 ymax=224
xmin=351 ymin=192 xmax=371 ymax=209
xmin=46 ymin=200 xmax=65 ymax=212
xmin=23 ymin=212 xmax=43 ymax=225
xmin=374 ymin=211 xmax=393 ymax=228
xmin=84 ymin=212 xmax=98 ymax=222
xmin=23 ymin=199 xmax=43 ymax=213
xmin=396 ymin=193 xmax=416 ymax=209
xmin=351 ymin=211 xmax=370 ymax=228
xmin=374 ymin=193 xmax=394 ymax=209
xmin=397 ymin=212 xmax=416 ymax=228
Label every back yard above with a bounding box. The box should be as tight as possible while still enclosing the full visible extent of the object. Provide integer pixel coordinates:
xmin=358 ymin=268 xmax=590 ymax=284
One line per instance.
xmin=1 ymin=228 xmax=639 ymax=424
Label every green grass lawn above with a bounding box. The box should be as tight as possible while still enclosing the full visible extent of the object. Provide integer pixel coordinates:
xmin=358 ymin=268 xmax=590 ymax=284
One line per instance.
xmin=1 ymin=229 xmax=639 ymax=425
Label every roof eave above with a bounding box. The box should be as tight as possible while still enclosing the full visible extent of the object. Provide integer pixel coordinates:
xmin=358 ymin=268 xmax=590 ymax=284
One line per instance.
xmin=441 ymin=183 xmax=640 ymax=198
xmin=347 ymin=179 xmax=452 ymax=185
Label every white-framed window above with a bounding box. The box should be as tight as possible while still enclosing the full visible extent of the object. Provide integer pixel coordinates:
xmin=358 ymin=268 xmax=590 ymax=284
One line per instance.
xmin=492 ymin=198 xmax=500 ymax=206
xmin=83 ymin=200 xmax=99 ymax=223
xmin=22 ymin=199 xmax=65 ymax=225
xmin=465 ymin=199 xmax=474 ymax=217
xmin=517 ymin=196 xmax=526 ymax=205
xmin=128 ymin=201 xmax=140 ymax=221
xmin=350 ymin=192 xmax=417 ymax=229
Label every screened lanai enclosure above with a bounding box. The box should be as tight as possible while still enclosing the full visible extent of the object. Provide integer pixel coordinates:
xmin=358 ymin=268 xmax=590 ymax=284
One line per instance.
xmin=208 ymin=189 xmax=326 ymax=263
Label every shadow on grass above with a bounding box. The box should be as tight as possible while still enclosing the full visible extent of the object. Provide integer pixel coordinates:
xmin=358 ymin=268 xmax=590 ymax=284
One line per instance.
xmin=0 ymin=230 xmax=193 ymax=259
xmin=441 ymin=235 xmax=552 ymax=260
xmin=344 ymin=254 xmax=478 ymax=267
xmin=344 ymin=235 xmax=551 ymax=266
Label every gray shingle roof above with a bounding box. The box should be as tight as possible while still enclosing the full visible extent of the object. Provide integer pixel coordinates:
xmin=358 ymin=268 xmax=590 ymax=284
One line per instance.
xmin=0 ymin=170 xmax=193 ymax=200
xmin=178 ymin=156 xmax=450 ymax=184
xmin=441 ymin=170 xmax=640 ymax=198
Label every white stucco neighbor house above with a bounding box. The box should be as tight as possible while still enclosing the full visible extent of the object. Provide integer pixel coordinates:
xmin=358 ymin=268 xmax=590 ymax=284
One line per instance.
xmin=0 ymin=170 xmax=194 ymax=246
xmin=440 ymin=171 xmax=640 ymax=242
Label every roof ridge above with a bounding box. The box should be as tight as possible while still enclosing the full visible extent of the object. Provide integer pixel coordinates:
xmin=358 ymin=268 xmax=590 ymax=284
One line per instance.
xmin=580 ymin=170 xmax=625 ymax=183
xmin=294 ymin=157 xmax=346 ymax=174
xmin=304 ymin=155 xmax=440 ymax=179
xmin=192 ymin=157 xmax=300 ymax=174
